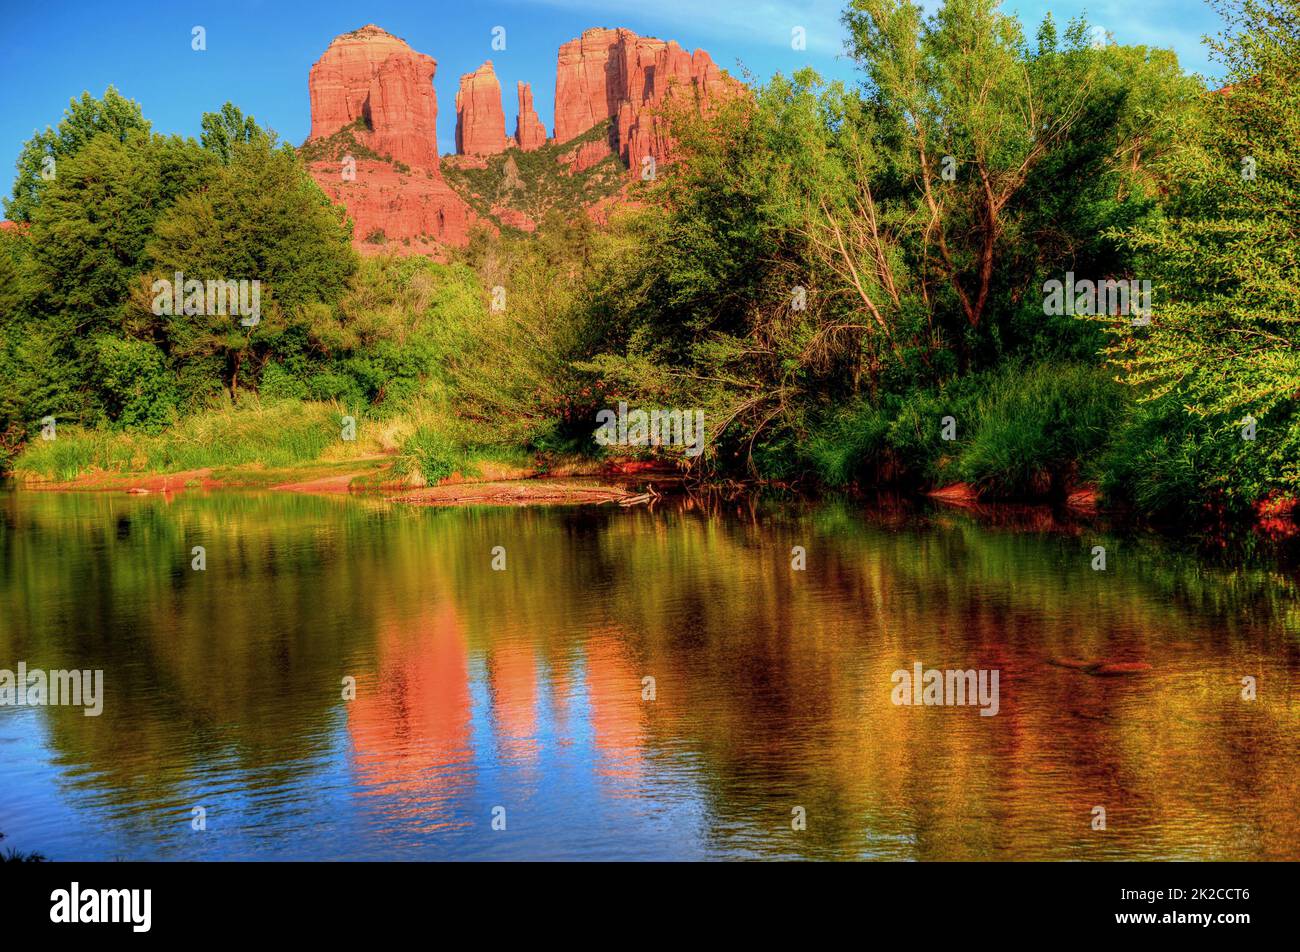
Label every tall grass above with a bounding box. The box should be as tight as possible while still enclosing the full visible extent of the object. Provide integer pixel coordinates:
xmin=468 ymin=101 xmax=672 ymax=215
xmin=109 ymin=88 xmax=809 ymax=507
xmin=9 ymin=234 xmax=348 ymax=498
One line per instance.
xmin=958 ymin=364 xmax=1123 ymax=499
xmin=808 ymin=362 xmax=1125 ymax=500
xmin=14 ymin=398 xmax=381 ymax=480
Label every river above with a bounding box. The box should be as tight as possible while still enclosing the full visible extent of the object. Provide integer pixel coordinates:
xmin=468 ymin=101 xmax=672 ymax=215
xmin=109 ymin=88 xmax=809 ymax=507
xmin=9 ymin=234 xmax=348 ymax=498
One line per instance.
xmin=1 ymin=489 xmax=1296 ymax=860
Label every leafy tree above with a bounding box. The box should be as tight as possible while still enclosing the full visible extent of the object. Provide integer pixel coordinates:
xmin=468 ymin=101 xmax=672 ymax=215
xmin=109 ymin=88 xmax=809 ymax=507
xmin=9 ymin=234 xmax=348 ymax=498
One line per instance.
xmin=26 ymin=130 xmax=216 ymax=329
xmin=95 ymin=337 xmax=178 ymax=431
xmin=200 ymin=102 xmax=265 ymax=164
xmin=143 ymin=137 xmax=357 ymax=393
xmin=13 ymin=131 xmax=215 ymax=431
xmin=5 ymin=87 xmax=150 ymax=222
xmin=1101 ymin=0 xmax=1300 ymax=510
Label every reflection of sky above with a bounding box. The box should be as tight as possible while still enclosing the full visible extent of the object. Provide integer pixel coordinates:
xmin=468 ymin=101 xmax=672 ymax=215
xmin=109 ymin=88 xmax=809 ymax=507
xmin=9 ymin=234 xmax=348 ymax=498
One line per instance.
xmin=0 ymin=615 xmax=715 ymax=861
xmin=345 ymin=641 xmax=714 ymax=861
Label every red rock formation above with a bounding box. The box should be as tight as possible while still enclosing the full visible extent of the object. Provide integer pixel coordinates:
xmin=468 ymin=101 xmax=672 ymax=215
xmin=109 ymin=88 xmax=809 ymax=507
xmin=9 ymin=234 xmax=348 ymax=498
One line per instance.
xmin=302 ymin=24 xmax=734 ymax=252
xmin=306 ymin=25 xmax=478 ymax=249
xmin=455 ymin=61 xmax=507 ymax=156
xmin=310 ymin=159 xmax=480 ymax=254
xmin=308 ymin=24 xmax=441 ymax=169
xmin=553 ymin=27 xmax=735 ymax=175
xmin=559 ymin=138 xmax=611 ymax=175
xmin=515 ymin=82 xmax=548 ymax=151
xmin=491 ymin=204 xmax=537 ymax=232
xmin=619 ymin=46 xmax=732 ymax=175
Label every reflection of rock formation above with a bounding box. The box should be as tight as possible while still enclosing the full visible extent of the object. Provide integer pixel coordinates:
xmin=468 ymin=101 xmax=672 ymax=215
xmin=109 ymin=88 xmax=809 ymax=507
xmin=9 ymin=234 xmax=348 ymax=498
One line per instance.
xmin=347 ymin=605 xmax=473 ymax=824
xmin=584 ymin=635 xmax=646 ymax=781
xmin=486 ymin=641 xmax=539 ymax=761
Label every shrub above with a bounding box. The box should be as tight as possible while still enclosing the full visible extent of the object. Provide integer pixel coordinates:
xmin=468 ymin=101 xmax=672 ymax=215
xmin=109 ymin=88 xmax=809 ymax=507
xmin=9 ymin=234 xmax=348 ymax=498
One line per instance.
xmin=397 ymin=426 xmax=470 ymax=485
xmin=959 ymin=364 xmax=1123 ymax=499
xmin=95 ymin=337 xmax=177 ymax=432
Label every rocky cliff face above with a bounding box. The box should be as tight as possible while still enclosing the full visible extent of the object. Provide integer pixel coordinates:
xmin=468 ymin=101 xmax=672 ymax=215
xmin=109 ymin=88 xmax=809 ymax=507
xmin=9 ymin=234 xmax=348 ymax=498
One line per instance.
xmin=308 ymin=24 xmax=442 ymax=169
xmin=553 ymin=27 xmax=733 ymax=175
xmin=303 ymin=24 xmax=734 ymax=252
xmin=305 ymin=25 xmax=477 ymax=251
xmin=515 ymin=82 xmax=548 ymax=152
xmin=455 ymin=61 xmax=507 ymax=156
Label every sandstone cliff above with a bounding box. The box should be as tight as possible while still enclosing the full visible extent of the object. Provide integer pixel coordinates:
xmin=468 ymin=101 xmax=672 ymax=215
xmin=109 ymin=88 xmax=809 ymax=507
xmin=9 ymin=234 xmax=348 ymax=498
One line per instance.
xmin=455 ymin=61 xmax=508 ymax=156
xmin=308 ymin=24 xmax=442 ymax=169
xmin=304 ymin=25 xmax=478 ymax=251
xmin=302 ymin=24 xmax=734 ymax=251
xmin=515 ymin=82 xmax=548 ymax=152
xmin=553 ymin=27 xmax=734 ymax=175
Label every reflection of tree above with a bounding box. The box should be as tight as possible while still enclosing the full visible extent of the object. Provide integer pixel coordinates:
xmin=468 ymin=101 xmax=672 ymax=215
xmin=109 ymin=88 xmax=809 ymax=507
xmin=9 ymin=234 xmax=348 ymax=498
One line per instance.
xmin=0 ymin=493 xmax=394 ymax=820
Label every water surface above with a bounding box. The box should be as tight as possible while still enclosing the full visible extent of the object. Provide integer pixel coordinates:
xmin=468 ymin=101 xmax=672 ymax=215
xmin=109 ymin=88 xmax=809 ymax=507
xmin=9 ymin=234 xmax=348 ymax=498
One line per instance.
xmin=1 ymin=490 xmax=1297 ymax=860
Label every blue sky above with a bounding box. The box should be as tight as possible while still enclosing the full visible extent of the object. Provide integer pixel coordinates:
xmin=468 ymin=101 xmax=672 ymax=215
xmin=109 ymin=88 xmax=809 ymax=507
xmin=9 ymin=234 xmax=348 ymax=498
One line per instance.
xmin=0 ymin=0 xmax=1224 ymax=190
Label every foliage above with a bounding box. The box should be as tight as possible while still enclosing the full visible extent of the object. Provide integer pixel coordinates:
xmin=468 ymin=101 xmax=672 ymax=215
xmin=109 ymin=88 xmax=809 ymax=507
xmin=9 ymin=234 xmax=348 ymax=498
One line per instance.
xmin=200 ymin=102 xmax=266 ymax=164
xmin=442 ymin=120 xmax=625 ymax=230
xmin=1099 ymin=0 xmax=1300 ymax=512
xmin=1 ymin=2 xmax=1293 ymax=531
xmin=4 ymin=86 xmax=150 ymax=222
xmin=95 ymin=337 xmax=178 ymax=432
xmin=12 ymin=398 xmax=366 ymax=480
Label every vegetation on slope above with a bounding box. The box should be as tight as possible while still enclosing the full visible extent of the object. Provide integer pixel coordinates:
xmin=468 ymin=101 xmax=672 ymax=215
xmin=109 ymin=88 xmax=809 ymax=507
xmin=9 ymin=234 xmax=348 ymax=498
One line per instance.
xmin=441 ymin=120 xmax=627 ymax=232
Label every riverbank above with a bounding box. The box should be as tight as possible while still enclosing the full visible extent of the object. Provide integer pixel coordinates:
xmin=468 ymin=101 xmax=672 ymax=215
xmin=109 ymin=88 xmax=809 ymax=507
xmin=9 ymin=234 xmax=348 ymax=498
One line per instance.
xmin=3 ymin=397 xmax=1295 ymax=531
xmin=7 ymin=431 xmax=1299 ymax=536
xmin=10 ymin=443 xmax=681 ymax=507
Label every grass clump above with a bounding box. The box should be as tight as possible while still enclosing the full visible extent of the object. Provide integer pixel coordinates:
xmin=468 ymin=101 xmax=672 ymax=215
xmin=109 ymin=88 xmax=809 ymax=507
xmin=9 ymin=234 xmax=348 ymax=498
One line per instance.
xmin=13 ymin=397 xmax=377 ymax=481
xmin=808 ymin=363 xmax=1124 ymax=501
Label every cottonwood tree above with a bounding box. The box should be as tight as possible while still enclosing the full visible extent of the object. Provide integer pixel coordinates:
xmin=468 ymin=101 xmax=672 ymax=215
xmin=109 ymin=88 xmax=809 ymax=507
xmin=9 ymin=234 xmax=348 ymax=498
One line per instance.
xmin=834 ymin=0 xmax=1104 ymax=365
xmin=4 ymin=87 xmax=150 ymax=222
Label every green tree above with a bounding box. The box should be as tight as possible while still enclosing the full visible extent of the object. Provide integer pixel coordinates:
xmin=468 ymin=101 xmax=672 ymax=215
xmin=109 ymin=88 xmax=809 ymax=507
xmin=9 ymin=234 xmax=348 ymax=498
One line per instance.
xmin=1102 ymin=0 xmax=1300 ymax=510
xmin=200 ymin=102 xmax=265 ymax=164
xmin=144 ymin=137 xmax=357 ymax=394
xmin=4 ymin=87 xmax=150 ymax=222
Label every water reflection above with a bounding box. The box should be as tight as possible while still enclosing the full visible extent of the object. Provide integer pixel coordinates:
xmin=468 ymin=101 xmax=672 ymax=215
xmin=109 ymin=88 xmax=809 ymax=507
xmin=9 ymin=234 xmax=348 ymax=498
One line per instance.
xmin=0 ymin=490 xmax=1297 ymax=860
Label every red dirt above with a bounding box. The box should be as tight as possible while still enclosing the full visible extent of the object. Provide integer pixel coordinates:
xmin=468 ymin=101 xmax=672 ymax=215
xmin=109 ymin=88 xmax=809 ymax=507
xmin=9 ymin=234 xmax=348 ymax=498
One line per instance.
xmin=927 ymin=482 xmax=978 ymax=503
xmin=389 ymin=479 xmax=636 ymax=507
xmin=269 ymin=473 xmax=362 ymax=494
xmin=29 ymin=468 xmax=219 ymax=494
xmin=1066 ymin=486 xmax=1100 ymax=512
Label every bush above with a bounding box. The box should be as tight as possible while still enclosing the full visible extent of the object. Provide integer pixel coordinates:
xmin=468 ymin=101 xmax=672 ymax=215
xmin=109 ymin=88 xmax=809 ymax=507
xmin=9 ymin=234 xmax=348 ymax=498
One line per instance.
xmin=95 ymin=337 xmax=177 ymax=432
xmin=807 ymin=363 xmax=1125 ymax=499
xmin=1098 ymin=398 xmax=1202 ymax=520
xmin=959 ymin=364 xmax=1123 ymax=499
xmin=1101 ymin=395 xmax=1300 ymax=521
xmin=397 ymin=426 xmax=472 ymax=485
xmin=258 ymin=362 xmax=309 ymax=400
